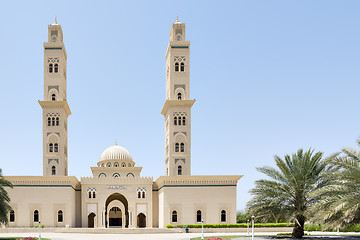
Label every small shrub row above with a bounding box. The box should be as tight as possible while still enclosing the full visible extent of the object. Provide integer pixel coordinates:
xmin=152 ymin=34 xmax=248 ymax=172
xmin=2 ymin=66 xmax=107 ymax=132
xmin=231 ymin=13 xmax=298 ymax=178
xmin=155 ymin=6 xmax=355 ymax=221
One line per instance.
xmin=304 ymin=224 xmax=360 ymax=232
xmin=166 ymin=223 xmax=295 ymax=228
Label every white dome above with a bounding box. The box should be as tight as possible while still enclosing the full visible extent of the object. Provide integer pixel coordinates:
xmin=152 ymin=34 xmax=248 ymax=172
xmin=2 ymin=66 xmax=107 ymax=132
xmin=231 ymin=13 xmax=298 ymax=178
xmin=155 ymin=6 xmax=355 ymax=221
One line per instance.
xmin=99 ymin=145 xmax=132 ymax=161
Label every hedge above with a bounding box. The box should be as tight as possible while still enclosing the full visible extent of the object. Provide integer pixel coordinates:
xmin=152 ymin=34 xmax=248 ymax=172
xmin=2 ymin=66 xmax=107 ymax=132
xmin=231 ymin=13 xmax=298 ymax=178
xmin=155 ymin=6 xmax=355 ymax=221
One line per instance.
xmin=305 ymin=224 xmax=360 ymax=232
xmin=166 ymin=223 xmax=294 ymax=228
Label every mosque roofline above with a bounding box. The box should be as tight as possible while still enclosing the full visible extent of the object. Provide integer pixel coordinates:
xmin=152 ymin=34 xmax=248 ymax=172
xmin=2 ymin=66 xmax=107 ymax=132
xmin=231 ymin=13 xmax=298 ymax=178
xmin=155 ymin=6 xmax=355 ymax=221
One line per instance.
xmin=4 ymin=176 xmax=80 ymax=190
xmin=153 ymin=175 xmax=243 ymax=190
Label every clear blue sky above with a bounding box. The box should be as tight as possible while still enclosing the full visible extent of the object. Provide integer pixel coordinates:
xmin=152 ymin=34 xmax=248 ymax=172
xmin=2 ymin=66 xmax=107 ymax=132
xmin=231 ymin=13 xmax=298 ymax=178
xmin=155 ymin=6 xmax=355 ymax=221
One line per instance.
xmin=1 ymin=1 xmax=360 ymax=211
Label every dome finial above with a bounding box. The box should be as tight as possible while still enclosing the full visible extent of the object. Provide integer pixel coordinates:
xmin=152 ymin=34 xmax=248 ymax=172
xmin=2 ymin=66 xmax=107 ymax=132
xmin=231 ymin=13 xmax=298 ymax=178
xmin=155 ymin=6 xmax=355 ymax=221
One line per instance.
xmin=176 ymin=15 xmax=179 ymax=23
xmin=115 ymin=139 xmax=117 ymax=146
xmin=55 ymin=16 xmax=57 ymax=25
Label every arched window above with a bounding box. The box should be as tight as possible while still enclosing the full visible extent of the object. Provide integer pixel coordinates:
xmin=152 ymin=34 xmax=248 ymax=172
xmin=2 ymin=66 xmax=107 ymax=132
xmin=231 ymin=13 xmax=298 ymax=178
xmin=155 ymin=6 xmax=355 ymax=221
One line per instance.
xmin=88 ymin=192 xmax=92 ymax=198
xmin=56 ymin=117 xmax=59 ymax=126
xmin=180 ymin=62 xmax=185 ymax=72
xmin=52 ymin=166 xmax=56 ymax=175
xmin=9 ymin=210 xmax=15 ymax=222
xmin=178 ymin=117 xmax=182 ymax=125
xmin=197 ymin=210 xmax=202 ymax=222
xmin=54 ymin=143 xmax=58 ymax=152
xmin=172 ymin=210 xmax=177 ymax=222
xmin=48 ymin=117 xmax=51 ymax=126
xmin=178 ymin=165 xmax=182 ymax=175
xmin=107 ymin=162 xmax=111 ymax=167
xmin=138 ymin=192 xmax=141 ymax=198
xmin=175 ymin=143 xmax=179 ymax=152
xmin=182 ymin=117 xmax=186 ymax=125
xmin=34 ymin=210 xmax=39 ymax=222
xmin=180 ymin=143 xmax=185 ymax=152
xmin=142 ymin=192 xmax=145 ymax=198
xmin=52 ymin=94 xmax=56 ymax=101
xmin=175 ymin=62 xmax=180 ymax=72
xmin=121 ymin=162 xmax=126 ymax=167
xmin=177 ymin=93 xmax=182 ymax=100
xmin=114 ymin=162 xmax=119 ymax=167
xmin=52 ymin=117 xmax=55 ymax=126
xmin=128 ymin=163 xmax=131 ymax=167
xmin=58 ymin=210 xmax=63 ymax=222
xmin=174 ymin=117 xmax=177 ymax=125
xmin=49 ymin=143 xmax=53 ymax=152
xmin=221 ymin=210 xmax=226 ymax=222
xmin=49 ymin=64 xmax=53 ymax=73
xmin=54 ymin=63 xmax=59 ymax=73
xmin=92 ymin=192 xmax=96 ymax=198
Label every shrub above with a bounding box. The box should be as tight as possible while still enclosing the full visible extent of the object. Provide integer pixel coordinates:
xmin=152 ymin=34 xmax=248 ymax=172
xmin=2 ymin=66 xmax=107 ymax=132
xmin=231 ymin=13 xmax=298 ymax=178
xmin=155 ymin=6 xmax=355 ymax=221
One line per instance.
xmin=40 ymin=224 xmax=45 ymax=228
xmin=166 ymin=224 xmax=174 ymax=228
xmin=171 ymin=223 xmax=294 ymax=228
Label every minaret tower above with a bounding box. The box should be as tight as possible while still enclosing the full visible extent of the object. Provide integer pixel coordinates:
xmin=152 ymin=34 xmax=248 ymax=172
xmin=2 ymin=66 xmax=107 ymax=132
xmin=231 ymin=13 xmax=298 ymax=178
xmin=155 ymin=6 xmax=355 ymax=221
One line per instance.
xmin=39 ymin=18 xmax=71 ymax=176
xmin=162 ymin=18 xmax=195 ymax=176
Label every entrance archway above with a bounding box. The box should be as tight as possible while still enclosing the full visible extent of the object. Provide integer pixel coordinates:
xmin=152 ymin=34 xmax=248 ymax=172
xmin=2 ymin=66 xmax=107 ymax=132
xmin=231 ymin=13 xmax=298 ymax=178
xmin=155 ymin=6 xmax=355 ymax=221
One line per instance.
xmin=105 ymin=193 xmax=129 ymax=228
xmin=88 ymin=212 xmax=96 ymax=228
xmin=109 ymin=207 xmax=122 ymax=227
xmin=137 ymin=213 xmax=146 ymax=228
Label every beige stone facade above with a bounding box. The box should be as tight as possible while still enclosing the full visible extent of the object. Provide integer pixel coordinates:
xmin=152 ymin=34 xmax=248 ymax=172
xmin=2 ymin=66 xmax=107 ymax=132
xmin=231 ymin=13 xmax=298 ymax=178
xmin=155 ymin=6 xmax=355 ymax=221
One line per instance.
xmin=4 ymin=19 xmax=242 ymax=228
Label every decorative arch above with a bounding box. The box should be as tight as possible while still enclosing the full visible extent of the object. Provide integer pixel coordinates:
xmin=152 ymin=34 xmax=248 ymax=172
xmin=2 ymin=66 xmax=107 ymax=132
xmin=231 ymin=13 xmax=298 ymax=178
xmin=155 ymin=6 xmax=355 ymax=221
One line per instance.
xmin=112 ymin=173 xmax=120 ymax=178
xmin=105 ymin=193 xmax=129 ymax=228
xmin=98 ymin=173 xmax=107 ymax=178
xmin=88 ymin=212 xmax=96 ymax=228
xmin=221 ymin=209 xmax=226 ymax=222
xmin=126 ymin=173 xmax=134 ymax=177
xmin=48 ymin=88 xmax=59 ymax=102
xmin=174 ymin=87 xmax=185 ymax=100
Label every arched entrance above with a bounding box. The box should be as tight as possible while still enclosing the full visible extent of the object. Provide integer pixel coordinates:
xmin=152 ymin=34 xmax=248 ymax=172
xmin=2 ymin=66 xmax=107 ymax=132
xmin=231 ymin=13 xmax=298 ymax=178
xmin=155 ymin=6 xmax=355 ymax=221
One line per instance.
xmin=137 ymin=213 xmax=146 ymax=228
xmin=105 ymin=193 xmax=129 ymax=228
xmin=88 ymin=212 xmax=96 ymax=228
xmin=109 ymin=206 xmax=122 ymax=227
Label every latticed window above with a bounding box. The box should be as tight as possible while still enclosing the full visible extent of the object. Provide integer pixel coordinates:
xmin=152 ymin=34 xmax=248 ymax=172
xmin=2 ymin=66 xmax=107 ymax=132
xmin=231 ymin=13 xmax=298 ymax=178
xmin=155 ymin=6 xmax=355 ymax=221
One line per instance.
xmin=58 ymin=210 xmax=63 ymax=222
xmin=175 ymin=143 xmax=179 ymax=152
xmin=180 ymin=143 xmax=184 ymax=152
xmin=52 ymin=166 xmax=56 ymax=175
xmin=54 ymin=63 xmax=59 ymax=73
xmin=52 ymin=94 xmax=56 ymax=101
xmin=48 ymin=117 xmax=51 ymax=126
xmin=54 ymin=143 xmax=59 ymax=152
xmin=52 ymin=117 xmax=55 ymax=126
xmin=182 ymin=117 xmax=186 ymax=125
xmin=175 ymin=62 xmax=179 ymax=72
xmin=178 ymin=166 xmax=182 ymax=175
xmin=138 ymin=192 xmax=141 ymax=198
xmin=142 ymin=192 xmax=145 ymax=198
xmin=56 ymin=117 xmax=59 ymax=126
xmin=172 ymin=210 xmax=177 ymax=222
xmin=49 ymin=64 xmax=53 ymax=73
xmin=89 ymin=192 xmax=92 ymax=198
xmin=180 ymin=62 xmax=184 ymax=72
xmin=93 ymin=192 xmax=96 ymax=198
xmin=174 ymin=117 xmax=177 ymax=125
xmin=49 ymin=143 xmax=53 ymax=152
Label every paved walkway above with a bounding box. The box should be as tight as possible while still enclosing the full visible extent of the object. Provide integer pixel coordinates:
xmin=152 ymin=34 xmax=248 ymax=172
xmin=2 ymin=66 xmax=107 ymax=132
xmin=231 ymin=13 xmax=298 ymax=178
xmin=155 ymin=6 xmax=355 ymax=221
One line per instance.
xmin=1 ymin=232 xmax=359 ymax=240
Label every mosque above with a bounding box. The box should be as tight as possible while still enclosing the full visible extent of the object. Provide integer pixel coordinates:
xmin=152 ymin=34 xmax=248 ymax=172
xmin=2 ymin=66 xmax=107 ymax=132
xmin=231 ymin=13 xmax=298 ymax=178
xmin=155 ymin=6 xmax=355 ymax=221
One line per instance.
xmin=4 ymin=18 xmax=242 ymax=228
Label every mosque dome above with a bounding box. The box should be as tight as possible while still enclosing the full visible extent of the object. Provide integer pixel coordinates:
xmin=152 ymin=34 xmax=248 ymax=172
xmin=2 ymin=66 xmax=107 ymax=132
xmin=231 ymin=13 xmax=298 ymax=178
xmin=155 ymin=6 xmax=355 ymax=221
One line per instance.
xmin=99 ymin=145 xmax=133 ymax=162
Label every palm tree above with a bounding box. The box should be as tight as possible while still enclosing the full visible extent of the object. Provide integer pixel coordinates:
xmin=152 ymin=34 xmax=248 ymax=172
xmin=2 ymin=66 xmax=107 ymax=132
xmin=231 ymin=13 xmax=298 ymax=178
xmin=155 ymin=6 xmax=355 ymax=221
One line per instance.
xmin=0 ymin=169 xmax=13 ymax=224
xmin=310 ymin=139 xmax=360 ymax=228
xmin=247 ymin=148 xmax=336 ymax=238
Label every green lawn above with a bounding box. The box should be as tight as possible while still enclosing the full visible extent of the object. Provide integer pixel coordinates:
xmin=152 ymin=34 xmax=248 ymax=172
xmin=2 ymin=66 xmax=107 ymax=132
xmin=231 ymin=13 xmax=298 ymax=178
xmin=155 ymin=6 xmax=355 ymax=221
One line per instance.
xmin=190 ymin=235 xmax=270 ymax=240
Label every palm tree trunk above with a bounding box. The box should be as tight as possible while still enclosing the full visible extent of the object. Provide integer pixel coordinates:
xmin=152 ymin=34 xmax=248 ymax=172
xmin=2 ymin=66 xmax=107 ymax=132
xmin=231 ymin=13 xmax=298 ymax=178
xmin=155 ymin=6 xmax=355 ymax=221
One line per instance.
xmin=292 ymin=215 xmax=305 ymax=238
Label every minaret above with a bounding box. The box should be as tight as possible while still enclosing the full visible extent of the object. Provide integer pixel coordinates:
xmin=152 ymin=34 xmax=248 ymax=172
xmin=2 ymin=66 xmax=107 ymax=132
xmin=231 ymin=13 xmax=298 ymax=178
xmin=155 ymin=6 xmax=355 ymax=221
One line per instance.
xmin=162 ymin=18 xmax=195 ymax=176
xmin=39 ymin=18 xmax=71 ymax=176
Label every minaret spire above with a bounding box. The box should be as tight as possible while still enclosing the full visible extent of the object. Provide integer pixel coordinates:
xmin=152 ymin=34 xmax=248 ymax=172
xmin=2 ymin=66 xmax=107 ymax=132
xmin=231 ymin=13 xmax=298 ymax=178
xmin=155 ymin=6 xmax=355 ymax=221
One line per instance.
xmin=55 ymin=16 xmax=57 ymax=25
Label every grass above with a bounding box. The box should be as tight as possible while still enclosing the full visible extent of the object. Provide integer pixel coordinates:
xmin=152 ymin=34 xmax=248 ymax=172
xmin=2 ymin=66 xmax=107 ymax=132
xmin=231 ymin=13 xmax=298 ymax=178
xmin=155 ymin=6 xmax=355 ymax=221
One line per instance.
xmin=190 ymin=235 xmax=270 ymax=240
